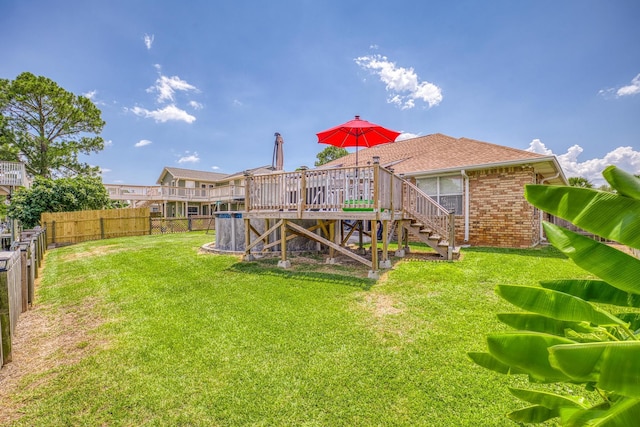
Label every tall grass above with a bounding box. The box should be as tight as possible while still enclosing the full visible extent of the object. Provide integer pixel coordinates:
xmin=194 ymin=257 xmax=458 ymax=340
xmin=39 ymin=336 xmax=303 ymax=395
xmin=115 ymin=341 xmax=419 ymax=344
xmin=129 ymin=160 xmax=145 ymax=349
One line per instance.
xmin=4 ymin=233 xmax=590 ymax=426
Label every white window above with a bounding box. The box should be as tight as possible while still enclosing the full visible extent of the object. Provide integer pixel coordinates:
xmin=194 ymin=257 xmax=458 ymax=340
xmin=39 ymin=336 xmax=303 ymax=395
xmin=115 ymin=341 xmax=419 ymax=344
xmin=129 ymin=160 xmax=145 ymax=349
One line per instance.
xmin=416 ymin=176 xmax=463 ymax=214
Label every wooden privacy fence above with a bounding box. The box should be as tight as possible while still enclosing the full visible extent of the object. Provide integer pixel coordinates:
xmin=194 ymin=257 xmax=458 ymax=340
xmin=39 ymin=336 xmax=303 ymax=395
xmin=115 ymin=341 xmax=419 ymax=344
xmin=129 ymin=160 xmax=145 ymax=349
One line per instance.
xmin=0 ymin=228 xmax=47 ymax=366
xmin=41 ymin=209 xmax=216 ymax=246
xmin=42 ymin=208 xmax=151 ymax=246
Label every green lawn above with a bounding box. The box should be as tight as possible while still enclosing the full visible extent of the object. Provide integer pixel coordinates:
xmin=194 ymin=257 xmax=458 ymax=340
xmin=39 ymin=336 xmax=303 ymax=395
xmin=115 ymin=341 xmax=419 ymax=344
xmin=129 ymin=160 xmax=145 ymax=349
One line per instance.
xmin=3 ymin=232 xmax=592 ymax=426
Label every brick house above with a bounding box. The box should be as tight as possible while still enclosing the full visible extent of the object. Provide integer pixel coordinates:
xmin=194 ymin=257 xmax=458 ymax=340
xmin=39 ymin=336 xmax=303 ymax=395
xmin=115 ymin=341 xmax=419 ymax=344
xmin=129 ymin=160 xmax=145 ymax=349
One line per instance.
xmin=321 ymin=133 xmax=567 ymax=248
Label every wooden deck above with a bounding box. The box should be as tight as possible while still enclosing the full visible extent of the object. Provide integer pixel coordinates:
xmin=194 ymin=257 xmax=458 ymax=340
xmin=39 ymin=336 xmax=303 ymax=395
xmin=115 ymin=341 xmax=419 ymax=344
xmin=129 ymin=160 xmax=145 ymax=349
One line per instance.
xmin=241 ymin=164 xmax=457 ymax=276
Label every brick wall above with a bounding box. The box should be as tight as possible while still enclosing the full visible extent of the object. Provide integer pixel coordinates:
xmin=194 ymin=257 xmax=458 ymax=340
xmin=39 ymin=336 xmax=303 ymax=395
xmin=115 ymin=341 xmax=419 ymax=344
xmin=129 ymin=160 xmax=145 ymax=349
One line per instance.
xmin=460 ymin=166 xmax=538 ymax=248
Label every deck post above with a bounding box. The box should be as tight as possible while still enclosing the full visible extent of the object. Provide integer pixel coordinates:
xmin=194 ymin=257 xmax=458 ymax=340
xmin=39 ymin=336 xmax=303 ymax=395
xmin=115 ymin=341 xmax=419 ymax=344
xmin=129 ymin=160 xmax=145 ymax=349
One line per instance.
xmin=278 ymin=220 xmax=290 ymax=268
xmin=380 ymin=219 xmax=391 ymax=268
xmin=243 ymin=171 xmax=255 ymax=261
xmin=369 ymin=219 xmax=378 ymax=278
xmin=328 ymin=220 xmax=335 ymax=260
xmin=395 ymin=220 xmax=405 ymax=257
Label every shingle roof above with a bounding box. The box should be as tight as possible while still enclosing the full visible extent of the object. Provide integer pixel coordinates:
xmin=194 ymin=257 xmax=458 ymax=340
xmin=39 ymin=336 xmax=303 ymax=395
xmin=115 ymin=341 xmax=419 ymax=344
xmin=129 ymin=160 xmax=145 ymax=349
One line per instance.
xmin=157 ymin=165 xmax=277 ymax=184
xmin=157 ymin=167 xmax=228 ymax=184
xmin=320 ymin=133 xmax=563 ymax=180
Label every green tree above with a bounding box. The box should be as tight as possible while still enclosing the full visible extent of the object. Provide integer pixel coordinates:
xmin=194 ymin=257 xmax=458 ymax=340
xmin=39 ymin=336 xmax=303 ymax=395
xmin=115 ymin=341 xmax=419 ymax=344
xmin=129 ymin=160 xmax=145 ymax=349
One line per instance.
xmin=568 ymin=176 xmax=593 ymax=188
xmin=469 ymin=166 xmax=640 ymax=425
xmin=315 ymin=146 xmax=349 ymax=166
xmin=7 ymin=176 xmax=110 ymax=228
xmin=0 ymin=72 xmax=105 ymax=178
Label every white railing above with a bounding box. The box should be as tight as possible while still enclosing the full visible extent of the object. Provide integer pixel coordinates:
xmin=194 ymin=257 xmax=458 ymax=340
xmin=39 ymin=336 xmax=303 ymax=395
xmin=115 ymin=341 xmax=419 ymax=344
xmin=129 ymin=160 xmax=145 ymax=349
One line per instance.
xmin=104 ymin=183 xmax=246 ymax=203
xmin=0 ymin=162 xmax=28 ymax=187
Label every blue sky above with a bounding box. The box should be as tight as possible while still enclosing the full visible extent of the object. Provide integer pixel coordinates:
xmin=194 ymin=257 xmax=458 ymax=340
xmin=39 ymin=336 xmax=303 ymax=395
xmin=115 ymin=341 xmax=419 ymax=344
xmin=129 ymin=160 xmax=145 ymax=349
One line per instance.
xmin=1 ymin=0 xmax=639 ymax=186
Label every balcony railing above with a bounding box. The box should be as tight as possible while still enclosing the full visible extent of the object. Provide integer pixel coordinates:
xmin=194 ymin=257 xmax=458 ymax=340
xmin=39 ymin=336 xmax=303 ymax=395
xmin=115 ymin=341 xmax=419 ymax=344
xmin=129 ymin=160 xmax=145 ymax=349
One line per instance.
xmin=104 ymin=183 xmax=246 ymax=203
xmin=0 ymin=162 xmax=28 ymax=187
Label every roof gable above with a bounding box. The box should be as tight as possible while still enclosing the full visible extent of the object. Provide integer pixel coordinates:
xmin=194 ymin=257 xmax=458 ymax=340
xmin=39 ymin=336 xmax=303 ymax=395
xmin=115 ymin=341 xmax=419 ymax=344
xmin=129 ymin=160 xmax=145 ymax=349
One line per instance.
xmin=157 ymin=167 xmax=228 ymax=184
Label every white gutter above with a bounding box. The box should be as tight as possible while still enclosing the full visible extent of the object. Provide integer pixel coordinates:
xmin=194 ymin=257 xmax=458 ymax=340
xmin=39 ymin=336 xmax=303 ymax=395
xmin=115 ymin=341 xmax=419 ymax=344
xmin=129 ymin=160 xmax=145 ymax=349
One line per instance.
xmin=403 ymin=156 xmax=568 ymax=185
xmin=461 ymin=169 xmax=469 ymax=242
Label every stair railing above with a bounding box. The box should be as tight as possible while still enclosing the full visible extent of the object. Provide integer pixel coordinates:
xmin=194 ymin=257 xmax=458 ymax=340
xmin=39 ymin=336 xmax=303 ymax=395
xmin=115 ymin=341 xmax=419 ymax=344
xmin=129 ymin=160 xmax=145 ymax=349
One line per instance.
xmin=402 ymin=180 xmax=454 ymax=247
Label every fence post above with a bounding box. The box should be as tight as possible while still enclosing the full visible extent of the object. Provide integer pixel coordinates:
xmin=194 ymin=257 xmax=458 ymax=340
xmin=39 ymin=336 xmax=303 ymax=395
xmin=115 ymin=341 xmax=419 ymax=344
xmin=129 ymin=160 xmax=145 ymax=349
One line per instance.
xmin=51 ymin=221 xmax=56 ymax=245
xmin=0 ymin=251 xmax=19 ymax=365
xmin=188 ymin=217 xmax=192 ymax=231
xmin=100 ymin=217 xmax=105 ymax=240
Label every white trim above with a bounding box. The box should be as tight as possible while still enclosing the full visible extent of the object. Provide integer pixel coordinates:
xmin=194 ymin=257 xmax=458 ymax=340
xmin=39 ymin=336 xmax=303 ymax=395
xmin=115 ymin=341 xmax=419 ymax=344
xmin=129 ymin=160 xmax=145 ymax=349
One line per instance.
xmin=403 ymin=156 xmax=567 ymax=185
xmin=461 ymin=169 xmax=469 ymax=242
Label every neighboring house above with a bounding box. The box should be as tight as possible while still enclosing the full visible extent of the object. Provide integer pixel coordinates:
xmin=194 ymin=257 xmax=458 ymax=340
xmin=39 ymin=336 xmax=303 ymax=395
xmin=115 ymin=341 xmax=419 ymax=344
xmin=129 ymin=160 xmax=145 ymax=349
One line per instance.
xmin=157 ymin=167 xmax=228 ymax=217
xmin=320 ymin=133 xmax=567 ymax=248
xmin=156 ymin=166 xmax=277 ymax=216
xmin=106 ymin=165 xmax=275 ymax=217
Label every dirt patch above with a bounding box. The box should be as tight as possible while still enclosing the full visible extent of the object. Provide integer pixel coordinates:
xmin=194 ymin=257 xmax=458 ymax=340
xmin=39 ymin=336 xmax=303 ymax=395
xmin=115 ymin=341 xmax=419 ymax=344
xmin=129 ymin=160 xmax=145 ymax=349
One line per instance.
xmin=0 ymin=270 xmax=108 ymax=424
xmin=362 ymin=293 xmax=403 ymax=318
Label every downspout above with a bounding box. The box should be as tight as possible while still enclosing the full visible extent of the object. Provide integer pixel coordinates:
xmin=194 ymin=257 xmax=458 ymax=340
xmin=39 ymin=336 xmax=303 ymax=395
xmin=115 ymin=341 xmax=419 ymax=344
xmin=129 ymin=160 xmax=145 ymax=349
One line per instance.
xmin=537 ymin=172 xmax=561 ymax=242
xmin=461 ymin=170 xmax=469 ymax=242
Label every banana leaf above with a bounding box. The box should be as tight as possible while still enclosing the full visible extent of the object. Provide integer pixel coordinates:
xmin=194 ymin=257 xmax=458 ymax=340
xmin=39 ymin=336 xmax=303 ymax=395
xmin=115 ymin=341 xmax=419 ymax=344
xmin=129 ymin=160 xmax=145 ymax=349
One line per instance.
xmin=487 ymin=332 xmax=575 ymax=382
xmin=507 ymin=405 xmax=558 ymax=423
xmin=467 ymin=352 xmax=527 ymax=375
xmin=496 ymin=285 xmax=626 ymax=327
xmin=563 ymin=398 xmax=640 ymax=427
xmin=498 ymin=312 xmax=596 ymax=336
xmin=525 ymin=184 xmax=640 ymax=248
xmin=509 ymin=387 xmax=586 ymax=409
xmin=543 ymin=223 xmax=640 ymax=295
xmin=603 ymin=165 xmax=640 ymax=200
xmin=541 ymin=279 xmax=640 ymax=308
xmin=616 ymin=313 xmax=640 ymax=332
xmin=549 ymin=341 xmax=640 ymax=397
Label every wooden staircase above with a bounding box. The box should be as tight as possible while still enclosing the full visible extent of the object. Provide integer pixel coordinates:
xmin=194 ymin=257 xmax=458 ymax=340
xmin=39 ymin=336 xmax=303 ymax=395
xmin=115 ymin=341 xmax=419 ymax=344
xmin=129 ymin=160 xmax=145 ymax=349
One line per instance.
xmin=401 ymin=180 xmax=459 ymax=260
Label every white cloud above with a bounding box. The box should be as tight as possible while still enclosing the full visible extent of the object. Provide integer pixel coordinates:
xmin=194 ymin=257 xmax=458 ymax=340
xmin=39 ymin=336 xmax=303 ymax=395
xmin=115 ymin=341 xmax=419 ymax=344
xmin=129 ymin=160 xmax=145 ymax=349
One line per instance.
xmin=616 ymin=73 xmax=640 ymax=97
xmin=144 ymin=33 xmax=154 ymax=50
xmin=104 ymin=140 xmax=113 ymax=147
xmin=99 ymin=168 xmax=111 ymax=174
xmin=127 ymin=64 xmax=200 ymax=124
xmin=129 ymin=104 xmax=196 ymax=123
xmin=211 ymin=166 xmax=220 ymax=171
xmin=178 ymin=151 xmax=200 ymax=164
xmin=599 ymin=73 xmax=640 ymax=98
xmin=355 ymin=54 xmax=443 ymax=109
xmin=526 ymin=139 xmax=640 ymax=185
xmin=232 ymin=99 xmax=243 ymax=107
xmin=135 ymin=139 xmax=152 ymax=147
xmin=148 ymin=74 xmax=198 ymax=103
xmin=83 ymin=90 xmax=97 ymax=99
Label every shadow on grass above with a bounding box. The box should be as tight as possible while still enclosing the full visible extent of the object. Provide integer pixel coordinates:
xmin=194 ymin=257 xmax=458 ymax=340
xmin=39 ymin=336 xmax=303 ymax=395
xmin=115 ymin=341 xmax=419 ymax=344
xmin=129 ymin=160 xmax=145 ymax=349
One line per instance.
xmin=227 ymin=257 xmax=375 ymax=290
xmin=462 ymin=245 xmax=567 ymax=259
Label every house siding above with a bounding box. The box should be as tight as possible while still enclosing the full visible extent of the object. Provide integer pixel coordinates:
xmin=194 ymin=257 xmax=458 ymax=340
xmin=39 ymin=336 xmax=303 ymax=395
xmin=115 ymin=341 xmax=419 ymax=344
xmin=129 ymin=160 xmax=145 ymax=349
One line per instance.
xmin=463 ymin=166 xmax=538 ymax=248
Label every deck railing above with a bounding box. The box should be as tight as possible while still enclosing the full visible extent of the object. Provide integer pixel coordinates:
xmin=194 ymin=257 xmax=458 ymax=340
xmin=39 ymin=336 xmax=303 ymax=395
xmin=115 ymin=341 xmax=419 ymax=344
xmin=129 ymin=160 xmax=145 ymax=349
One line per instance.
xmin=402 ymin=180 xmax=453 ymax=242
xmin=245 ymin=166 xmax=393 ymax=212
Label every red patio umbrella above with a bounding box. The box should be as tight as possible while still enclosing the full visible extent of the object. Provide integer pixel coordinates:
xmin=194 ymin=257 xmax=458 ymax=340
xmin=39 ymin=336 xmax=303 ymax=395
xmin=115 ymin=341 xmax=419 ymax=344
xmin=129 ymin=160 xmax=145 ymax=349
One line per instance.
xmin=316 ymin=115 xmax=401 ymax=166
